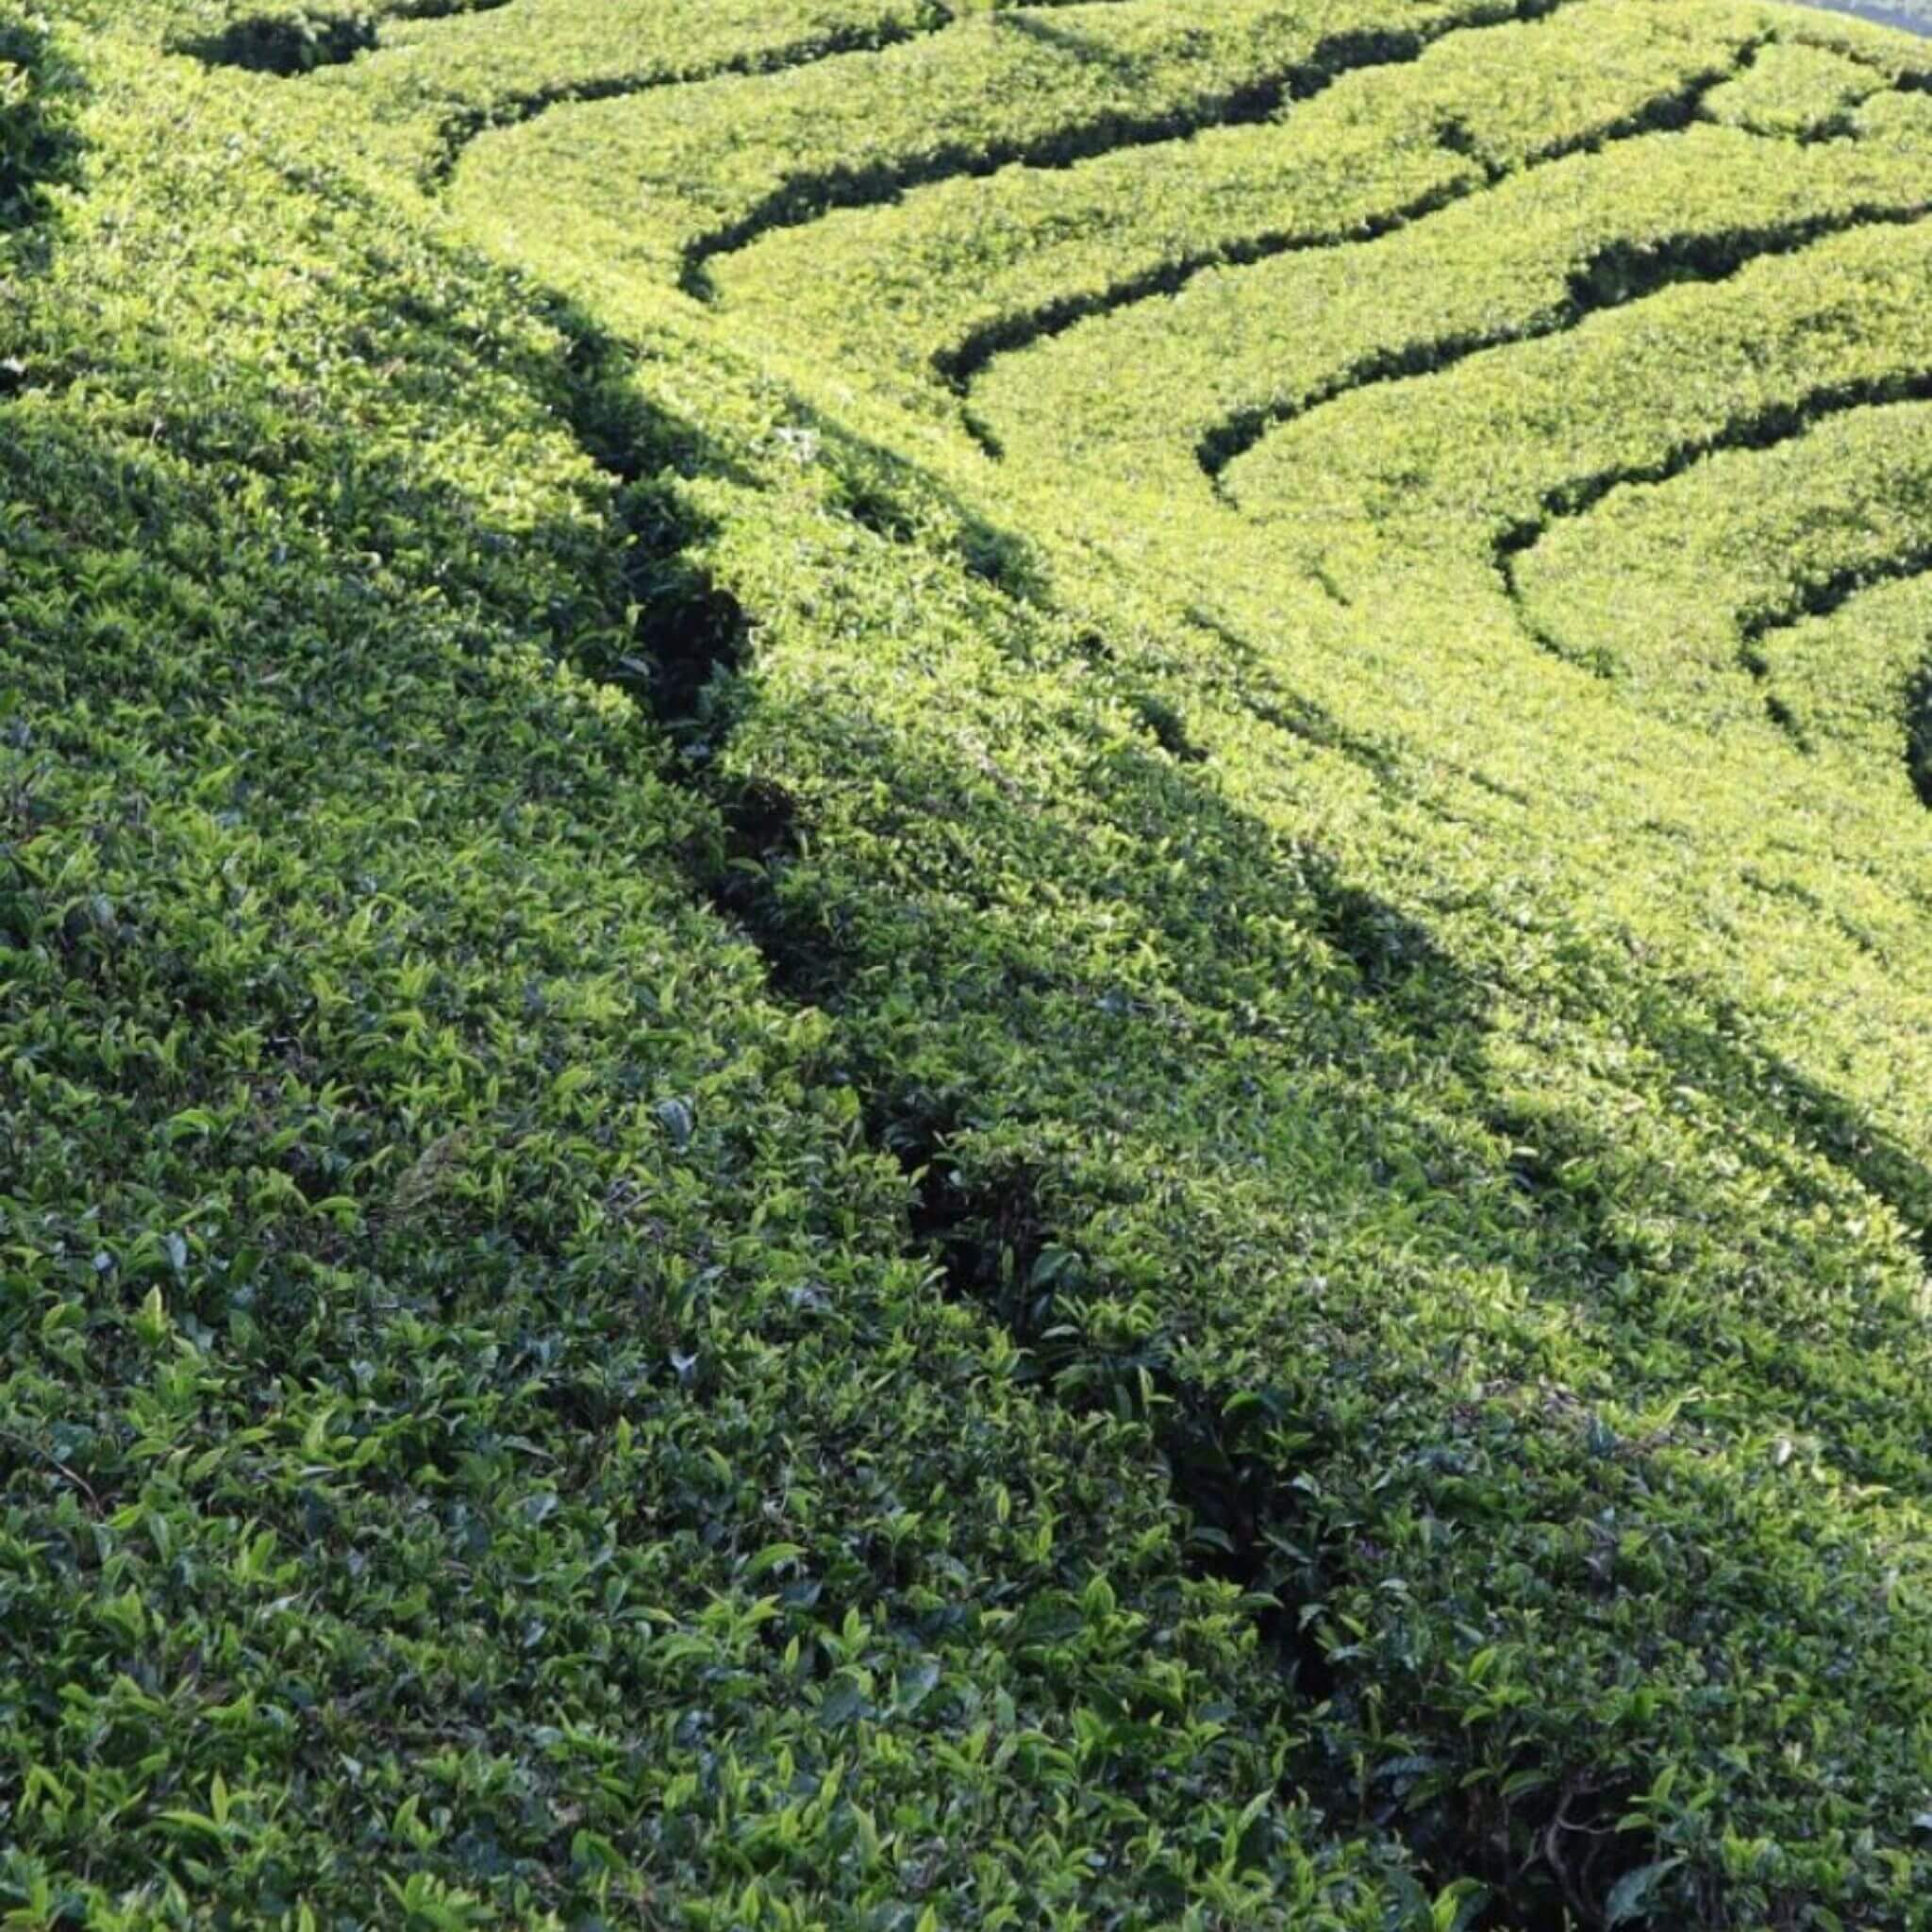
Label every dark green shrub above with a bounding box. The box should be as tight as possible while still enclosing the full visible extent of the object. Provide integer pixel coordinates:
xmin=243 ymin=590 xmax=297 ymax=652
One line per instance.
xmin=178 ymin=7 xmax=376 ymax=74
xmin=0 ymin=10 xmax=80 ymax=231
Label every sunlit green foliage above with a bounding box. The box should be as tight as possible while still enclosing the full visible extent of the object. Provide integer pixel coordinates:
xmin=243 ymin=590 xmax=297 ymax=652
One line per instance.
xmin=447 ymin=0 xmax=1519 ymax=288
xmin=10 ymin=0 xmax=1932 ymax=1925
xmin=718 ymin=0 xmax=1762 ymax=408
xmin=313 ymin=0 xmax=964 ymax=179
xmin=1515 ymin=397 xmax=1932 ymax=743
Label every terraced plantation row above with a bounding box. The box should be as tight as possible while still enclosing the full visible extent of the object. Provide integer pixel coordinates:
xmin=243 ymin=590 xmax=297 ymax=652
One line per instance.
xmin=8 ymin=1 xmax=1932 ymax=1927
xmin=321 ymin=0 xmax=1138 ymax=182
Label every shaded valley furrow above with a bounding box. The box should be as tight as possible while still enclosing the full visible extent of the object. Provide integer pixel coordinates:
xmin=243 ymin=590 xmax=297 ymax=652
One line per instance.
xmin=539 ymin=322 xmax=1377 ymax=1786
xmin=566 ymin=503 xmax=1674 ymax=1932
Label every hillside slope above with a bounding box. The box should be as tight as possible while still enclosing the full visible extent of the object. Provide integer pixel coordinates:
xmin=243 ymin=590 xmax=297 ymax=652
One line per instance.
xmin=7 ymin=2 xmax=1932 ymax=1926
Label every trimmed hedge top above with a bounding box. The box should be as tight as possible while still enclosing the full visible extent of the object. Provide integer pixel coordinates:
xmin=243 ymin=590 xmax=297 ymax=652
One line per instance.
xmin=9 ymin=1 xmax=1932 ymax=1926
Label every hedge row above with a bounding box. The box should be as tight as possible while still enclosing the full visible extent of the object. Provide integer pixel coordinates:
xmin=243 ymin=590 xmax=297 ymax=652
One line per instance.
xmin=318 ymin=0 xmax=984 ymax=180
xmin=444 ymin=0 xmax=1551 ymax=291
xmin=714 ymin=0 xmax=1764 ymax=413
xmin=1222 ymin=199 xmax=1932 ymax=553
xmin=979 ymin=86 xmax=1932 ymax=505
xmin=1514 ymin=394 xmax=1932 ymax=779
xmin=15 ymin=0 xmax=1932 ymax=1925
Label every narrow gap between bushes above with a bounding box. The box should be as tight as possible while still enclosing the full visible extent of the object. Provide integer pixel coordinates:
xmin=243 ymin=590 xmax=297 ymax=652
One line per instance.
xmin=525 ymin=302 xmax=1704 ymax=1932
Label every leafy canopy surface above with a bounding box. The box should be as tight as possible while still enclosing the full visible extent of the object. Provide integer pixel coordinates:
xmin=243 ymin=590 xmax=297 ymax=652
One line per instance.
xmin=8 ymin=1 xmax=1932 ymax=1927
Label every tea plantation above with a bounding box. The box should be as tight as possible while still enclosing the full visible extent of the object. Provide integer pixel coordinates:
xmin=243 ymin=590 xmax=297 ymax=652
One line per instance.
xmin=7 ymin=0 xmax=1932 ymax=1925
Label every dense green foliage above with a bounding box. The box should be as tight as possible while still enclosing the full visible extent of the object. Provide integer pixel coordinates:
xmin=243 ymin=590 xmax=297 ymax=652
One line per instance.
xmin=8 ymin=0 xmax=1932 ymax=1926
xmin=0 ymin=10 xmax=75 ymax=231
xmin=710 ymin=1 xmax=1770 ymax=400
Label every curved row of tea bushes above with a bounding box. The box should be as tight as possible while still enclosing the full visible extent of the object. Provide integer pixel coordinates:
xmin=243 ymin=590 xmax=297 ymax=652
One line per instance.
xmin=1221 ymin=204 xmax=1932 ymax=575
xmin=712 ymin=0 xmax=1758 ymax=417
xmin=972 ymin=176 xmax=1932 ymax=1219
xmin=1756 ymin=572 xmax=1932 ymax=794
xmin=448 ymin=0 xmax=1554 ymax=292
xmin=1706 ymin=31 xmax=1903 ymax=131
xmin=315 ymin=0 xmax=995 ymax=181
xmin=1513 ymin=397 xmax=1932 ymax=761
xmin=979 ymin=92 xmax=1932 ymax=503
xmin=159 ymin=0 xmax=508 ymax=78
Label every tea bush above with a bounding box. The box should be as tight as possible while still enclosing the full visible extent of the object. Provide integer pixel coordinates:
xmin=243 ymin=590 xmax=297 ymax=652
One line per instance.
xmin=1512 ymin=395 xmax=1932 ymax=756
xmin=12 ymin=0 xmax=1932 ymax=1926
xmin=715 ymin=0 xmax=1761 ymax=410
xmin=0 ymin=8 xmax=77 ymax=231
xmin=445 ymin=0 xmax=1535 ymax=291
xmin=312 ymin=0 xmax=972 ymax=181
xmin=300 ymin=0 xmax=1158 ymax=183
